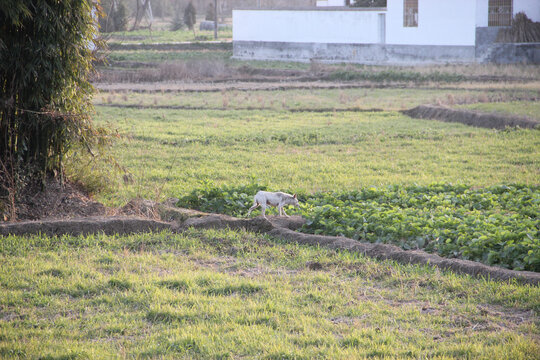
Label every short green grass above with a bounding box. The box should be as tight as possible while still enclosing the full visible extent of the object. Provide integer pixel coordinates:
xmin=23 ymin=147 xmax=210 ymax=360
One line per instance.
xmin=92 ymin=105 xmax=540 ymax=206
xmin=107 ymin=49 xmax=232 ymax=63
xmin=107 ymin=28 xmax=232 ymax=44
xmin=1 ymin=229 xmax=538 ymax=359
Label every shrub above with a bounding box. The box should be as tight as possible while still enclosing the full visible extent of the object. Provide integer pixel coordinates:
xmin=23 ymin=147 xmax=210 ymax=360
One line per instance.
xmin=170 ymin=16 xmax=185 ymax=31
xmin=205 ymin=2 xmax=215 ymax=21
xmin=184 ymin=2 xmax=197 ymax=31
xmin=99 ymin=0 xmax=129 ymax=33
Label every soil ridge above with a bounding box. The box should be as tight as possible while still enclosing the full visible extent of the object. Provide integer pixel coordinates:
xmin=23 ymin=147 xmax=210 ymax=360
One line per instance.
xmin=402 ymin=105 xmax=539 ymax=129
xmin=1 ymin=204 xmax=538 ymax=285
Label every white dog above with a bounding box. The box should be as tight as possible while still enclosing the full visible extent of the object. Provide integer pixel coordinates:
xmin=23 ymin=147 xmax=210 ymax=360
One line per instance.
xmin=247 ymin=191 xmax=300 ymax=218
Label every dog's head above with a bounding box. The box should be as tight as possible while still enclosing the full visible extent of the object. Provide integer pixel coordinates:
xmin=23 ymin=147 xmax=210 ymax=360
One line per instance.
xmin=292 ymin=194 xmax=300 ymax=208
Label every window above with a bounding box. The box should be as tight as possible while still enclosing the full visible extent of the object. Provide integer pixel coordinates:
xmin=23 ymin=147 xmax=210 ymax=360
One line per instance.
xmin=403 ymin=0 xmax=418 ymax=27
xmin=488 ymin=0 xmax=513 ymax=27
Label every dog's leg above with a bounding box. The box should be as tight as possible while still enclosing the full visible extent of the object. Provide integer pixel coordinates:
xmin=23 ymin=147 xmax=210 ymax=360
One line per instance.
xmin=278 ymin=205 xmax=283 ymax=216
xmin=282 ymin=207 xmax=289 ymax=217
xmin=247 ymin=202 xmax=259 ymax=217
xmin=261 ymin=203 xmax=267 ymax=218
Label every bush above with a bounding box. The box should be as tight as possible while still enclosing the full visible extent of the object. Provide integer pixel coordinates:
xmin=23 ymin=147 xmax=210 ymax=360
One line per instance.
xmin=170 ymin=16 xmax=185 ymax=31
xmin=205 ymin=2 xmax=215 ymax=21
xmin=184 ymin=2 xmax=197 ymax=31
xmin=99 ymin=0 xmax=129 ymax=33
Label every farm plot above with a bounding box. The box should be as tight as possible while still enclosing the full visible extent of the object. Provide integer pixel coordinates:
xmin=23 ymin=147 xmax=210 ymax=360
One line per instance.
xmin=107 ymin=49 xmax=232 ymax=63
xmin=88 ymin=98 xmax=540 ymax=271
xmin=92 ymin=104 xmax=539 ymax=205
xmin=177 ymin=183 xmax=539 ymax=271
xmin=94 ymin=87 xmax=540 ymax=112
xmin=0 ymin=229 xmax=538 ymax=359
xmin=106 ymin=28 xmax=233 ymax=45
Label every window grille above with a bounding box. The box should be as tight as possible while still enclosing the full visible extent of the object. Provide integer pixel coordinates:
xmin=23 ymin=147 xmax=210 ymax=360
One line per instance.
xmin=403 ymin=0 xmax=418 ymax=27
xmin=488 ymin=0 xmax=513 ymax=26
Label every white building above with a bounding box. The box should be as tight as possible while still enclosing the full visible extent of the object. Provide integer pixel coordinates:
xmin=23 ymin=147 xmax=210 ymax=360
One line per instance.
xmin=233 ymin=0 xmax=540 ymax=64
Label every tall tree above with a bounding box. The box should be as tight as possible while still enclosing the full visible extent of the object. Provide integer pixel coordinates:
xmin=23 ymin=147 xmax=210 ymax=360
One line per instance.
xmin=214 ymin=0 xmax=217 ymax=40
xmin=100 ymin=0 xmax=129 ymax=32
xmin=184 ymin=2 xmax=196 ymax=33
xmin=132 ymin=0 xmax=153 ymax=30
xmin=0 ymin=1 xmax=103 ymax=202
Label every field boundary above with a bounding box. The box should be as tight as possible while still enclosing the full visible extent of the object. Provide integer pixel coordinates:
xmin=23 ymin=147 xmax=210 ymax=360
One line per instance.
xmin=93 ymin=81 xmax=540 ymax=94
xmin=2 ymin=212 xmax=539 ymax=285
xmin=94 ymin=103 xmax=384 ymax=113
xmin=94 ymin=82 xmax=400 ymax=92
xmin=402 ymin=105 xmax=540 ymax=129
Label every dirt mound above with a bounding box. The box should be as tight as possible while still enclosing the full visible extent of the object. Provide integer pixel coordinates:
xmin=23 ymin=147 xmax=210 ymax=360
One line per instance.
xmin=181 ymin=214 xmax=275 ymax=233
xmin=1 ymin=207 xmax=538 ymax=285
xmin=267 ymin=226 xmax=540 ymax=285
xmin=120 ymin=198 xmax=208 ymax=222
xmin=3 ymin=178 xmax=107 ymax=221
xmin=0 ymin=216 xmax=170 ymax=237
xmin=402 ymin=105 xmax=540 ymax=129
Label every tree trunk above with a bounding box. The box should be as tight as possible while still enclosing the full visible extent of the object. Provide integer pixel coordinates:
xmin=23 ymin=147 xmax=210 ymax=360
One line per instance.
xmin=214 ymin=0 xmax=218 ymax=40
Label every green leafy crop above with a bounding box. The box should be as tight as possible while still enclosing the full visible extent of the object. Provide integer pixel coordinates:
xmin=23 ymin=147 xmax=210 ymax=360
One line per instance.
xmin=177 ymin=183 xmax=539 ymax=271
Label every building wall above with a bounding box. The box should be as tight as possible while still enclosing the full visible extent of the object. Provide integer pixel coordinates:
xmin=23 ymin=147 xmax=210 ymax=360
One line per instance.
xmin=233 ymin=41 xmax=477 ymax=64
xmin=385 ymin=0 xmax=476 ymax=46
xmin=476 ymin=0 xmax=489 ymax=27
xmin=233 ymin=9 xmax=383 ymax=44
xmin=232 ymin=0 xmax=540 ymax=64
xmin=316 ymin=0 xmax=347 ymax=6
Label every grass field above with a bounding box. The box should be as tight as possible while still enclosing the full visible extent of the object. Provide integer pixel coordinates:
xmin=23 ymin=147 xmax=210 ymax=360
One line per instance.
xmin=456 ymin=101 xmax=540 ymax=120
xmin=91 ymin=103 xmax=539 ymax=206
xmin=3 ymin=28 xmax=540 ymax=358
xmin=94 ymin=88 xmax=540 ymax=112
xmin=107 ymin=28 xmax=233 ymax=44
xmin=107 ymin=49 xmax=232 ymax=63
xmin=1 ymin=229 xmax=539 ymax=359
